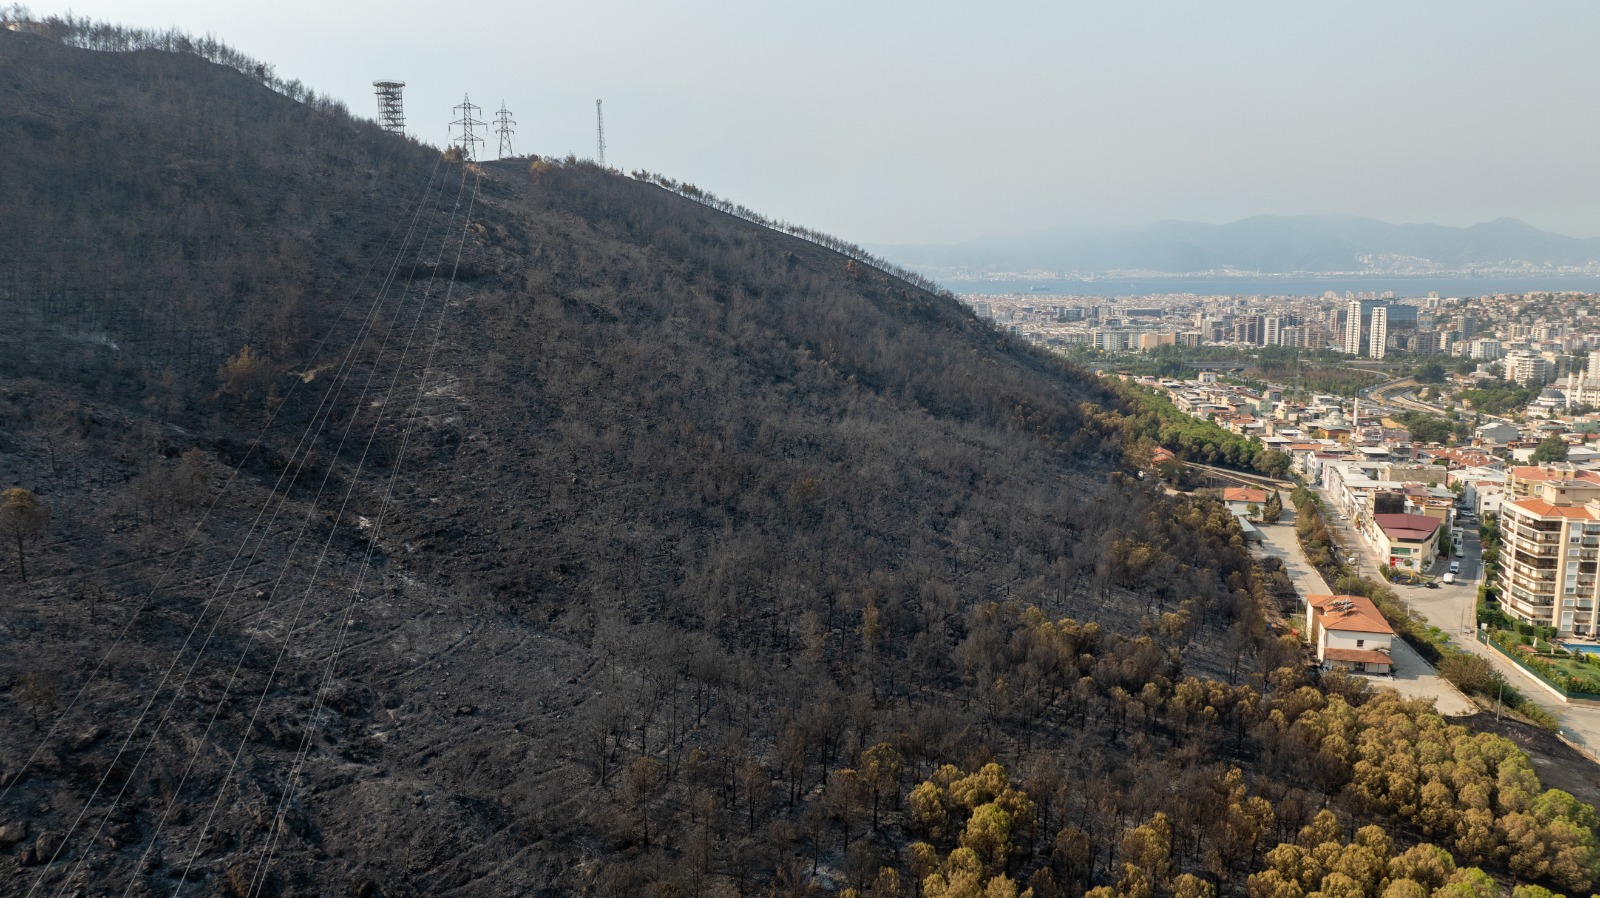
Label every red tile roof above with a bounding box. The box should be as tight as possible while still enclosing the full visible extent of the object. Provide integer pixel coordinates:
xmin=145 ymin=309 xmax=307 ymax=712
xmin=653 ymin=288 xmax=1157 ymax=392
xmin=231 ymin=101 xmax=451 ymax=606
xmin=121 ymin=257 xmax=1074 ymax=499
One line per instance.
xmin=1307 ymin=594 xmax=1395 ymax=635
xmin=1511 ymin=466 xmax=1600 ymax=484
xmin=1505 ymin=498 xmax=1598 ymax=520
xmin=1222 ymin=487 xmax=1269 ymax=504
xmin=1373 ymin=513 xmax=1440 ymax=542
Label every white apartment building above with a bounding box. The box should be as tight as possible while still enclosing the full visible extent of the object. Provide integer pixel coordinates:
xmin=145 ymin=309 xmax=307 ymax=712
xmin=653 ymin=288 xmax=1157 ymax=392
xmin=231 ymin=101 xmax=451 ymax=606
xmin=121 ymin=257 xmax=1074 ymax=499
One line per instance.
xmin=1369 ymin=305 xmax=1388 ymax=360
xmin=1497 ymin=466 xmax=1600 ymax=635
xmin=1263 ymin=315 xmax=1283 ymax=346
xmin=1499 ymin=495 xmax=1600 ymax=636
xmin=1505 ymin=353 xmax=1553 ymax=387
xmin=1470 ymin=339 xmax=1504 ymax=361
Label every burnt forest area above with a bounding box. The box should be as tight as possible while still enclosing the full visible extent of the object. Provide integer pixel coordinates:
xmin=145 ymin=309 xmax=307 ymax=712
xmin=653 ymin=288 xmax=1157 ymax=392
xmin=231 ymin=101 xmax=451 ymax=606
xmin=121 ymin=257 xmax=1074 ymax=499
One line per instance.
xmin=0 ymin=21 xmax=1597 ymax=898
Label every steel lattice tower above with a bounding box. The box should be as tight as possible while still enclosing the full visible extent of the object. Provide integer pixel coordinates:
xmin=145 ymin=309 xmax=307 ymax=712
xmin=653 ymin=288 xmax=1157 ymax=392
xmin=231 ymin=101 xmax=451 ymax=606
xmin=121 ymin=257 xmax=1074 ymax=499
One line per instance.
xmin=450 ymin=94 xmax=485 ymax=161
xmin=595 ymin=99 xmax=606 ymax=168
xmin=494 ymin=101 xmax=516 ymax=159
xmin=373 ymin=81 xmax=406 ymax=136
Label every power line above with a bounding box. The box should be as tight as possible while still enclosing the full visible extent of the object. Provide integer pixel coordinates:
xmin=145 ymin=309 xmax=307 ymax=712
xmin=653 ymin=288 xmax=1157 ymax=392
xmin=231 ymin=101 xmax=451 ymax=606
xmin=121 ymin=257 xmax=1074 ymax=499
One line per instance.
xmin=450 ymin=93 xmax=484 ymax=161
xmin=595 ymin=98 xmax=605 ymax=168
xmin=29 ymin=164 xmax=459 ymax=898
xmin=104 ymin=171 xmax=466 ymax=898
xmin=174 ymin=168 xmax=475 ymax=896
xmin=251 ymin=170 xmax=483 ymax=896
xmin=0 ymin=143 xmax=446 ymax=813
xmin=494 ymin=100 xmax=515 ymax=159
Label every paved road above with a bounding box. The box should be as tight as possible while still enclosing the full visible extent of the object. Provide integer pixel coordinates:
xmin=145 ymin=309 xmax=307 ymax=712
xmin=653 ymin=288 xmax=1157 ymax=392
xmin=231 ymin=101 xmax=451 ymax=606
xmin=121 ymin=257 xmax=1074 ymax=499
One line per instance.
xmin=1311 ymin=487 xmax=1600 ymax=762
xmin=1258 ymin=495 xmax=1475 ymax=716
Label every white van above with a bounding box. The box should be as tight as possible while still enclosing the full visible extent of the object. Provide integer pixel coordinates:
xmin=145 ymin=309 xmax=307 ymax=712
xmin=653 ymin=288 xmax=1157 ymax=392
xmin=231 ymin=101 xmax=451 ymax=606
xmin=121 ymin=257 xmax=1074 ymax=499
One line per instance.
xmin=1443 ymin=572 xmax=1456 ymax=585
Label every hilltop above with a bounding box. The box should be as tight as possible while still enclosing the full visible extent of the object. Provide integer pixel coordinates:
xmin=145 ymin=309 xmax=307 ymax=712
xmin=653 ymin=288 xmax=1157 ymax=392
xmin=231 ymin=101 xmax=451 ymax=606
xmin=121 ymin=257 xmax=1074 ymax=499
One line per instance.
xmin=0 ymin=22 xmax=1597 ymax=898
xmin=0 ymin=25 xmax=1261 ymax=896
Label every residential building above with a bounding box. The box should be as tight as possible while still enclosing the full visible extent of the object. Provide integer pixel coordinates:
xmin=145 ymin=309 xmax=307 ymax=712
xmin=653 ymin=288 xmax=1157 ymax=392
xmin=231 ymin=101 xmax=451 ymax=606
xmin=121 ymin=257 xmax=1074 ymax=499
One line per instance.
xmin=1498 ymin=493 xmax=1600 ymax=636
xmin=1371 ymin=512 xmax=1440 ymax=571
xmin=1450 ymin=466 xmax=1506 ymax=517
xmin=1376 ymin=462 xmax=1447 ymax=486
xmin=1280 ymin=325 xmax=1325 ymax=350
xmin=1369 ymin=305 xmax=1388 ymax=360
xmin=1469 ymin=339 xmax=1504 ymax=361
xmin=1505 ymin=353 xmax=1554 ymax=387
xmin=1505 ymin=465 xmax=1600 ymax=501
xmin=1304 ymin=594 xmax=1395 ymax=674
xmin=1344 ymin=299 xmax=1367 ymax=356
xmin=1473 ymin=422 xmax=1521 ymax=446
xmin=1344 ymin=299 xmax=1415 ymax=357
xmin=1092 ymin=329 xmax=1129 ymax=352
xmin=1222 ymin=487 xmax=1270 ymax=518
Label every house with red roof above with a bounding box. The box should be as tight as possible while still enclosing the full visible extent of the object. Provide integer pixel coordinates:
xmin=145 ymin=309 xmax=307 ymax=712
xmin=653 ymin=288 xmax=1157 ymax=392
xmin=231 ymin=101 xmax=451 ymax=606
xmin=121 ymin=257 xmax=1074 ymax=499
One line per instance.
xmin=1305 ymin=594 xmax=1395 ymax=674
xmin=1370 ymin=512 xmax=1440 ymax=572
xmin=1221 ymin=487 xmax=1270 ymax=517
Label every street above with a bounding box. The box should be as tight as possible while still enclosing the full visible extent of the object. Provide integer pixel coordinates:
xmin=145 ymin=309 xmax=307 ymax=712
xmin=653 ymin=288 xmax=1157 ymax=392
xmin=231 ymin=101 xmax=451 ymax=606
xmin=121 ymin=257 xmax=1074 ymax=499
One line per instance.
xmin=1258 ymin=495 xmax=1475 ymax=715
xmin=1310 ymin=487 xmax=1600 ymax=761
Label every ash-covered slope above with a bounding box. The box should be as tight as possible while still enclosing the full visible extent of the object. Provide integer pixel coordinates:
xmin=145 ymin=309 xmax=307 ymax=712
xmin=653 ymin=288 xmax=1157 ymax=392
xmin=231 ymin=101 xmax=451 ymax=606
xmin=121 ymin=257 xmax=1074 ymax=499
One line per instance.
xmin=0 ymin=29 xmax=1278 ymax=897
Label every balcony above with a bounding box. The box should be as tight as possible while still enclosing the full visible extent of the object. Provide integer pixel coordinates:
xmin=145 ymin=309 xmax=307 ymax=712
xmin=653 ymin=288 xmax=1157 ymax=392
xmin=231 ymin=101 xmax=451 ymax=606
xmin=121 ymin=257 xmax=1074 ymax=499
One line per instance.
xmin=1509 ymin=576 xmax=1557 ymax=595
xmin=1507 ymin=591 xmax=1556 ymax=611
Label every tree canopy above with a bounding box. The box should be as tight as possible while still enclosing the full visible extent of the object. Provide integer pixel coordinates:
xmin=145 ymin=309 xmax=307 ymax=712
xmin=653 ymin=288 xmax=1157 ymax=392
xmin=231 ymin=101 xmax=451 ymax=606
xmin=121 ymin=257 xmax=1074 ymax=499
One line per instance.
xmin=1531 ymin=435 xmax=1570 ymax=464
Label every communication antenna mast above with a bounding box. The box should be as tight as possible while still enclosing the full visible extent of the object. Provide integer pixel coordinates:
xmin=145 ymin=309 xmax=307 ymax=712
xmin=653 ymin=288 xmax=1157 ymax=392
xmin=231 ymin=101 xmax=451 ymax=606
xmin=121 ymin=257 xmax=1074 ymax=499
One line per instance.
xmin=595 ymin=98 xmax=606 ymax=168
xmin=494 ymin=101 xmax=516 ymax=159
xmin=450 ymin=94 xmax=485 ymax=161
xmin=373 ymin=81 xmax=406 ymax=136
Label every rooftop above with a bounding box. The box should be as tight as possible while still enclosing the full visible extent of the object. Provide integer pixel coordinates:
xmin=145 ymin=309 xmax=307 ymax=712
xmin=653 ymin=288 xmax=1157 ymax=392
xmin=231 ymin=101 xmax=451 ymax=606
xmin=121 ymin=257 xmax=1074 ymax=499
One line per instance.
xmin=1307 ymin=594 xmax=1395 ymax=636
xmin=1373 ymin=513 xmax=1441 ymax=542
xmin=1504 ymin=498 xmax=1599 ymax=520
xmin=1510 ymin=465 xmax=1600 ymax=485
xmin=1222 ymin=487 xmax=1269 ymax=504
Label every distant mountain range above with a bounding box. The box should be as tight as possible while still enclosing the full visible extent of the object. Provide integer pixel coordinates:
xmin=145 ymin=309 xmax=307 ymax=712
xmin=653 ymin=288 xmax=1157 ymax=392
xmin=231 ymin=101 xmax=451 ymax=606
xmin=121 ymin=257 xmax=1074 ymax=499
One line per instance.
xmin=869 ymin=214 xmax=1600 ymax=277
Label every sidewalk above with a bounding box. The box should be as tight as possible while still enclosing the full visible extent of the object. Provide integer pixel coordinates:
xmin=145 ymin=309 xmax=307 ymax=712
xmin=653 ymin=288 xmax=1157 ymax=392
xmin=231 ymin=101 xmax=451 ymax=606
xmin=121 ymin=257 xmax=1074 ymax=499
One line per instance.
xmin=1308 ymin=486 xmax=1600 ymax=761
xmin=1258 ymin=493 xmax=1475 ymax=716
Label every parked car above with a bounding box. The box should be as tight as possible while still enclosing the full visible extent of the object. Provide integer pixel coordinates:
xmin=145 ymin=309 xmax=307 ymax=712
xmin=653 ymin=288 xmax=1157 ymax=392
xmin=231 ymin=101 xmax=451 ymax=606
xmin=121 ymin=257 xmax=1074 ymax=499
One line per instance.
xmin=1424 ymin=581 xmax=1440 ymax=589
xmin=1449 ymin=561 xmax=1460 ymax=574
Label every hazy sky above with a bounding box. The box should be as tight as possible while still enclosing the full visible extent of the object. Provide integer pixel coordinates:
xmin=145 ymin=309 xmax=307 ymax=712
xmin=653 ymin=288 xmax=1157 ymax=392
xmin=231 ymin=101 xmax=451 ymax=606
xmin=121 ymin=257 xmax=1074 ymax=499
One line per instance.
xmin=32 ymin=1 xmax=1600 ymax=244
